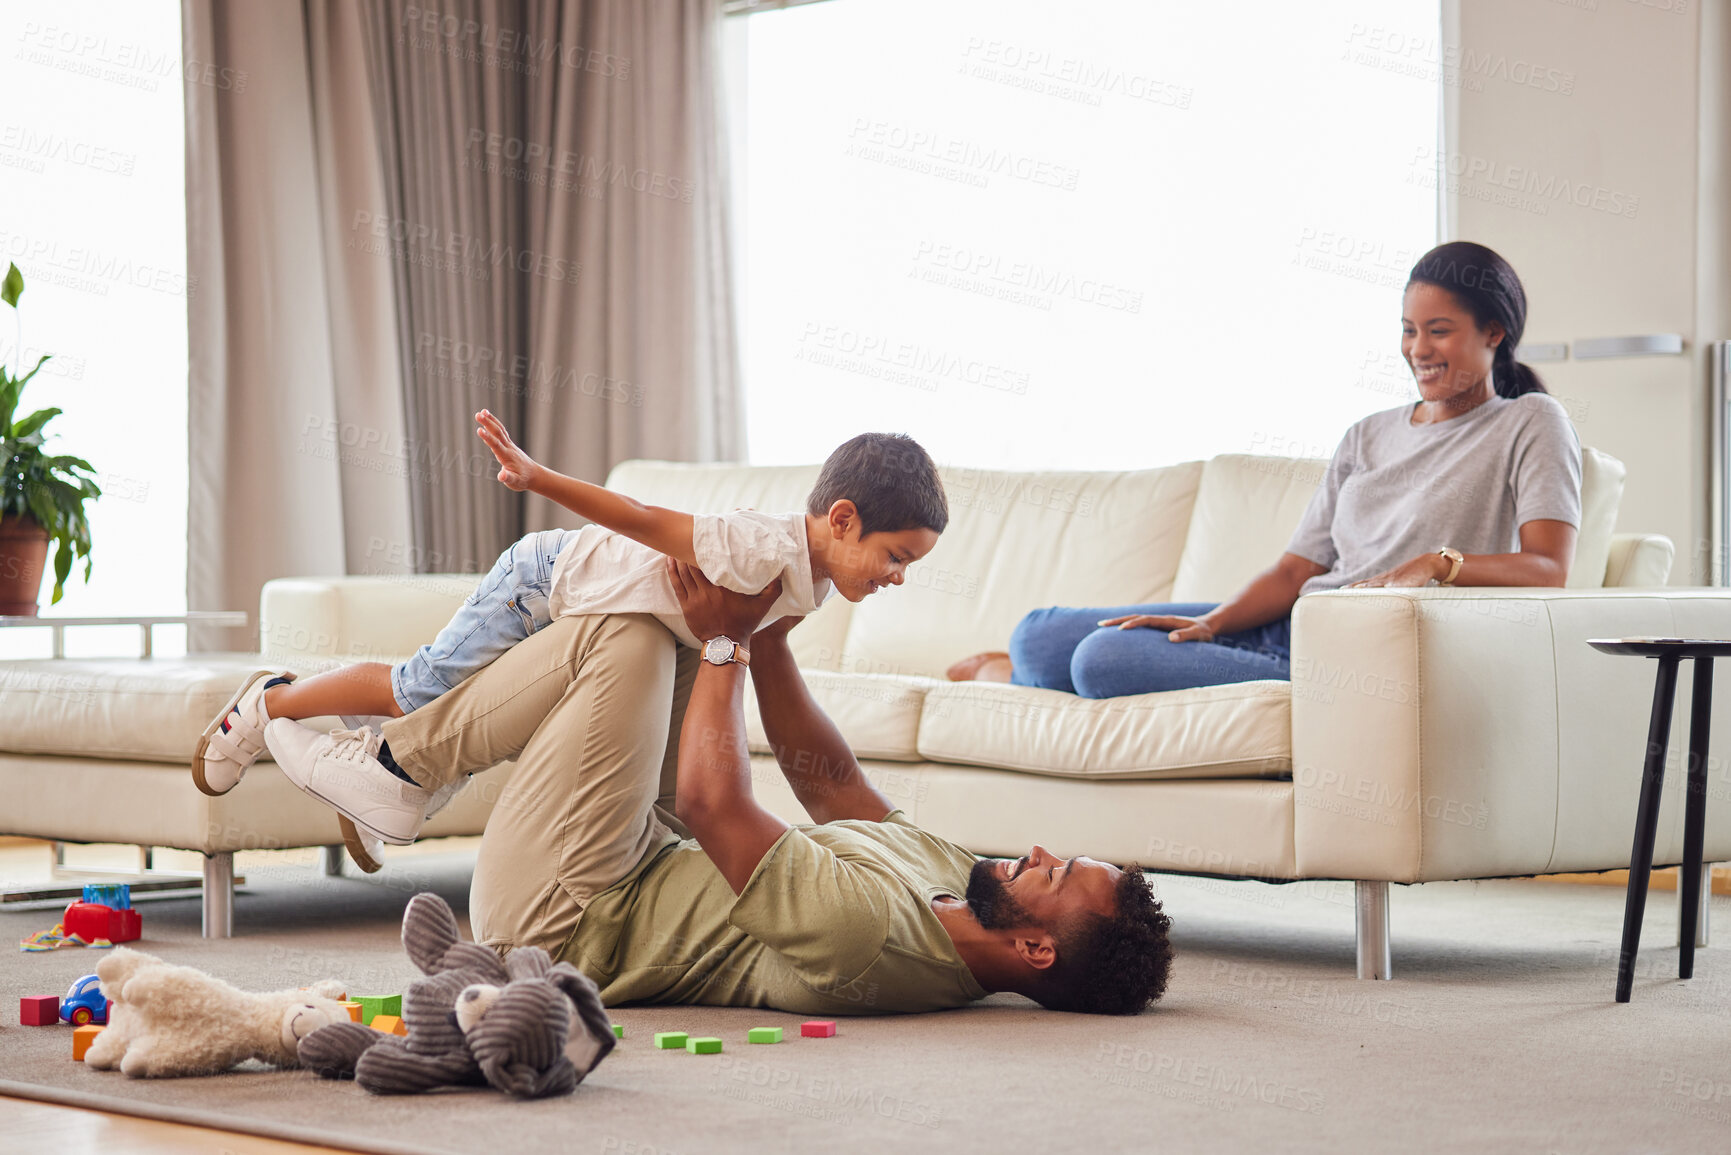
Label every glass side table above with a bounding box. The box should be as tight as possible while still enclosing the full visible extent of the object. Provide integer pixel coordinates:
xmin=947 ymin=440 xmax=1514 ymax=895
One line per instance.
xmin=0 ymin=610 xmax=247 ymax=658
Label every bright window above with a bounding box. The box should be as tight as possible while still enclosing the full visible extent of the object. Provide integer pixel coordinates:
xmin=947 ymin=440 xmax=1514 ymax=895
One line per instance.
xmin=2 ymin=1 xmax=189 ymax=657
xmin=732 ymin=0 xmax=1440 ymax=471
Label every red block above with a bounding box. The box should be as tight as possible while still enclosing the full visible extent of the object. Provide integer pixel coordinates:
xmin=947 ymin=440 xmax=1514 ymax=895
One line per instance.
xmin=800 ymin=1020 xmax=837 ymax=1038
xmin=20 ymin=995 xmax=60 ymax=1026
xmin=62 ymin=902 xmax=142 ymax=944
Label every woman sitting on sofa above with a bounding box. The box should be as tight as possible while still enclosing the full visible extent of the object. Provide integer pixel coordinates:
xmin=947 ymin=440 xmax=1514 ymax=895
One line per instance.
xmin=948 ymin=240 xmax=1582 ymax=698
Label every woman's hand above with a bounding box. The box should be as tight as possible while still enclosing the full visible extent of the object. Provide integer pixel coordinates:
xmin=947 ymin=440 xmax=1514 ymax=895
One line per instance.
xmin=1096 ymin=614 xmax=1217 ymax=643
xmin=474 ymin=409 xmax=541 ymax=491
xmin=1347 ymin=553 xmax=1449 ymax=589
xmin=667 ymin=558 xmax=784 ymax=642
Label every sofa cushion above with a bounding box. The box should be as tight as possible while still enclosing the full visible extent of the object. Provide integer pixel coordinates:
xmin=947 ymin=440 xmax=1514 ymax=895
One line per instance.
xmin=0 ymin=655 xmax=284 ymax=765
xmin=915 ymin=679 xmax=1291 ymax=781
xmin=744 ymin=672 xmax=935 ymax=762
xmin=835 ymin=462 xmax=1206 ymax=679
xmin=1171 ymin=447 xmax=1625 ymax=601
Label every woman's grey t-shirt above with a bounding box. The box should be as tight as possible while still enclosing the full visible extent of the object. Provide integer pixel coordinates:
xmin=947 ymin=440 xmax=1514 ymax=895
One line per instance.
xmin=1285 ymin=393 xmax=1582 ymax=595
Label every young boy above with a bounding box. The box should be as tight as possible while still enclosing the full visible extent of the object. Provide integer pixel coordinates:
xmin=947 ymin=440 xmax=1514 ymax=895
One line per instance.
xmin=193 ymin=411 xmax=948 ymax=870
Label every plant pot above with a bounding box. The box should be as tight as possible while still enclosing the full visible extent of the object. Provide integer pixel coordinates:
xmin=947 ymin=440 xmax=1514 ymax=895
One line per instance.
xmin=0 ymin=515 xmax=51 ymax=616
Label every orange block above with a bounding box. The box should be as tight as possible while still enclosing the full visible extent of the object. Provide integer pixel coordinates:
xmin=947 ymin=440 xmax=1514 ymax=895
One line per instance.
xmin=72 ymin=1025 xmax=103 ymax=1061
xmin=369 ymin=1014 xmax=407 ymax=1036
xmin=342 ymin=1001 xmax=363 ymax=1022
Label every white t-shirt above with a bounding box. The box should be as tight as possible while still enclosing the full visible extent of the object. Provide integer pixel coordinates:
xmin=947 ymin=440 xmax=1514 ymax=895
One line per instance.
xmin=545 ymin=510 xmax=833 ymax=648
xmin=1285 ymin=392 xmax=1582 ymax=596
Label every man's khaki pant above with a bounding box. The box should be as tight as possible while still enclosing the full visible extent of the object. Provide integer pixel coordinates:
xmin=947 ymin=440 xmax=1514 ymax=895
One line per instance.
xmin=379 ymin=614 xmax=697 ymax=955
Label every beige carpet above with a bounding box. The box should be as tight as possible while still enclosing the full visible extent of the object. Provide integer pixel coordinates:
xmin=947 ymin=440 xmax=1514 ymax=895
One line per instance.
xmin=2 ymin=851 xmax=1728 ymax=1155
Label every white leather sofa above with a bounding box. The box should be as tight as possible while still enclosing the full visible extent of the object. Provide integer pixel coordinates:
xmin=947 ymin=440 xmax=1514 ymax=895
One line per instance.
xmin=2 ymin=449 xmax=1720 ymax=980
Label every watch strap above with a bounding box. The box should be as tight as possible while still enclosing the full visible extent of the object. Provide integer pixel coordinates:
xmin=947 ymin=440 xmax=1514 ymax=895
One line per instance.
xmin=1437 ymin=547 xmax=1465 ymax=586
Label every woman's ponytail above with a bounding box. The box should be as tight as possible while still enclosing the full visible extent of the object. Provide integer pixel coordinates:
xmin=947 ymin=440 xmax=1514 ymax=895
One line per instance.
xmin=1492 ymin=341 xmax=1546 ymax=398
xmin=1409 ymin=242 xmax=1546 ymax=398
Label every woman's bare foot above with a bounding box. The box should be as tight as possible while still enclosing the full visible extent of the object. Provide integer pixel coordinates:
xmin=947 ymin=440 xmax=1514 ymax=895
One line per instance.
xmin=946 ymin=651 xmax=1013 ymax=682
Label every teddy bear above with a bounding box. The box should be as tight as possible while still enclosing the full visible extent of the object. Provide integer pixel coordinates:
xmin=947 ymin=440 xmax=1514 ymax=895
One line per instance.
xmin=298 ymin=892 xmax=615 ymax=1099
xmin=84 ymin=948 xmax=351 ymax=1078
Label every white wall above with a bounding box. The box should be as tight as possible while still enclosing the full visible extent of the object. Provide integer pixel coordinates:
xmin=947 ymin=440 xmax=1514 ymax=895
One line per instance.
xmin=1446 ymin=0 xmax=1720 ymax=584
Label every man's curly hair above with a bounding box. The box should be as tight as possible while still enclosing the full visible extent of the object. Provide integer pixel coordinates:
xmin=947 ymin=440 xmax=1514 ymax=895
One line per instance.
xmin=1026 ymin=866 xmax=1172 ymax=1015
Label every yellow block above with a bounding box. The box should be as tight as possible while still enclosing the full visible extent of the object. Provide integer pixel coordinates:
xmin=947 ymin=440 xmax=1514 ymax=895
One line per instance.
xmin=342 ymin=1001 xmax=363 ymax=1022
xmin=72 ymin=1025 xmax=103 ymax=1061
xmin=369 ymin=1014 xmax=407 ymax=1036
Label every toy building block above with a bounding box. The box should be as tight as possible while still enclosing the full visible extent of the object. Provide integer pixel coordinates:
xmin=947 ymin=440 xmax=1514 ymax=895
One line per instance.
xmin=354 ymin=994 xmax=402 ymax=1025
xmin=800 ymin=1020 xmax=837 ymax=1038
xmin=341 ymin=1001 xmax=363 ymax=1022
xmin=747 ymin=1027 xmax=783 ymax=1044
xmin=19 ymin=995 xmax=59 ymax=1026
xmin=369 ymin=1014 xmax=408 ymax=1036
xmin=653 ymin=1031 xmax=689 ymax=1050
xmin=72 ymin=1025 xmax=103 ymax=1061
xmin=82 ymin=883 xmax=132 ymax=910
xmin=611 ymin=1023 xmax=625 ymax=1039
xmin=685 ymin=1037 xmax=723 ymax=1054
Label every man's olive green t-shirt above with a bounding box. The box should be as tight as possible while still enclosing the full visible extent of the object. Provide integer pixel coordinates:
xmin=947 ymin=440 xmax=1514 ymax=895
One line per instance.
xmin=559 ymin=810 xmax=989 ymax=1015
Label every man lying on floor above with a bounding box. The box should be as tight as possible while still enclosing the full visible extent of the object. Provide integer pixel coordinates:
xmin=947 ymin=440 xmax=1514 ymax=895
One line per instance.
xmin=272 ymin=561 xmax=1172 ymax=1015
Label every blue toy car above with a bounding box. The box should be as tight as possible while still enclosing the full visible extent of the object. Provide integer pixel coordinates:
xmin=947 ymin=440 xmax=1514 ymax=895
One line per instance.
xmin=59 ymin=973 xmax=109 ymax=1026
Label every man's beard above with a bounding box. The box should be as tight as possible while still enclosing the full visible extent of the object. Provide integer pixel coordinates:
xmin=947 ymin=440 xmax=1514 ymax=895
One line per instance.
xmin=966 ymin=858 xmax=1034 ymax=931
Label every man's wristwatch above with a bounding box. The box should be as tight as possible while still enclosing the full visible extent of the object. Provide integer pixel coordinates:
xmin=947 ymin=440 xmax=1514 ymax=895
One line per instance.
xmin=701 ymin=636 xmax=751 ymax=668
xmin=1435 ymin=547 xmax=1465 ymax=586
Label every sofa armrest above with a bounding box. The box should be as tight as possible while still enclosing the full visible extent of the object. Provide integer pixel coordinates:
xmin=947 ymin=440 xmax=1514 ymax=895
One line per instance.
xmin=1602 ymin=533 xmax=1676 ymax=587
xmin=260 ymin=575 xmax=481 ymax=666
xmin=1290 ymin=587 xmax=1731 ymax=883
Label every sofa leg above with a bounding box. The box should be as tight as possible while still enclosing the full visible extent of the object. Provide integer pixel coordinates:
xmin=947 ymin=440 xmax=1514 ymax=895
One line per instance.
xmin=202 ymin=852 xmax=234 ymax=939
xmin=1681 ymin=863 xmax=1713 ymax=949
xmin=1355 ymin=880 xmax=1392 ymax=980
xmin=322 ymin=844 xmax=344 ymax=878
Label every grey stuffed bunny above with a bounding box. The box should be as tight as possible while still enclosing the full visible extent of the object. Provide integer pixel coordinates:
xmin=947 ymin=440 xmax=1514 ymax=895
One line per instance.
xmin=299 ymin=892 xmax=614 ymax=1099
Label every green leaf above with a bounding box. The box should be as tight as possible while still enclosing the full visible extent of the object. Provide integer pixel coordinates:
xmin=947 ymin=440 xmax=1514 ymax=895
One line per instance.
xmin=10 ymin=407 xmax=60 ymax=439
xmin=1 ymin=263 xmax=21 ymax=308
xmin=14 ymin=354 xmax=50 ymax=388
xmin=51 ymin=536 xmax=72 ymax=604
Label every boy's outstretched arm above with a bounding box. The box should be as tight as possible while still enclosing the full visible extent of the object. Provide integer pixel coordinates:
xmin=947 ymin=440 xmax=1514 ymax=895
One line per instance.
xmin=475 ymin=409 xmax=697 ymax=565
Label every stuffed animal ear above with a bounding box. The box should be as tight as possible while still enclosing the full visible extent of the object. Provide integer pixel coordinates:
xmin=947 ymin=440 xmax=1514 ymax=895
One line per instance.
xmin=545 ymin=962 xmax=616 ymax=1079
xmin=503 ymin=946 xmax=553 ymax=982
xmin=95 ymin=947 xmax=160 ymax=1002
xmin=401 ymin=893 xmax=463 ymax=974
xmin=306 ymin=979 xmax=346 ymax=1001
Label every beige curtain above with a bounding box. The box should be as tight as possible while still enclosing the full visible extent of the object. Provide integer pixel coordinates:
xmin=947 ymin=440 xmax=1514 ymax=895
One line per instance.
xmin=184 ymin=0 xmax=739 ymax=646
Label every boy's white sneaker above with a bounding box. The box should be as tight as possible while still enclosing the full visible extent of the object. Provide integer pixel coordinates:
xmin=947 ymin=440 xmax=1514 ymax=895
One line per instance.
xmin=265 ymin=720 xmax=430 ymax=846
xmin=337 ymin=774 xmax=470 ymax=874
xmin=192 ymin=669 xmax=295 ymax=796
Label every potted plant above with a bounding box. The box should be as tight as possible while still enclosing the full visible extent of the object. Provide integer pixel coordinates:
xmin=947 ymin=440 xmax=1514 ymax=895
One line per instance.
xmin=1 ymin=262 xmax=100 ymax=615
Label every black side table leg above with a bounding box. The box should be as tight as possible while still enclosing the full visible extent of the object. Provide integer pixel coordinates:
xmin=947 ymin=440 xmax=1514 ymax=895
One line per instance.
xmin=1619 ymin=655 xmax=1681 ymax=1003
xmin=1680 ymin=658 xmax=1713 ymax=980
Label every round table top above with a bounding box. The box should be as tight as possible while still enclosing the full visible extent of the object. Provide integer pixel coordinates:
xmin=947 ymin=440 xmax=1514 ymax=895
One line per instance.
xmin=1587 ymin=637 xmax=1731 ymax=658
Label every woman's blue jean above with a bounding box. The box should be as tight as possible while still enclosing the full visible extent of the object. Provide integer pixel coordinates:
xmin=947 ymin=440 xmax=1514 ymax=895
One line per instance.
xmin=1009 ymin=603 xmax=1292 ymax=699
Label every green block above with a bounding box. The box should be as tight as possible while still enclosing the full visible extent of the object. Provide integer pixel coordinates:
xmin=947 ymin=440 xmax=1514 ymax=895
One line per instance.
xmin=654 ymin=1031 xmax=689 ymax=1050
xmin=747 ymin=1027 xmax=783 ymax=1044
xmin=354 ymin=995 xmax=402 ymax=1026
xmin=686 ymin=1037 xmax=723 ymax=1054
xmin=611 ymin=1023 xmax=625 ymax=1039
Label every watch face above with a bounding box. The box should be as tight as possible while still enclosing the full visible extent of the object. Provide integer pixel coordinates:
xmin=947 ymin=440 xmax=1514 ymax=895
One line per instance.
xmin=703 ymin=637 xmax=733 ymax=665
